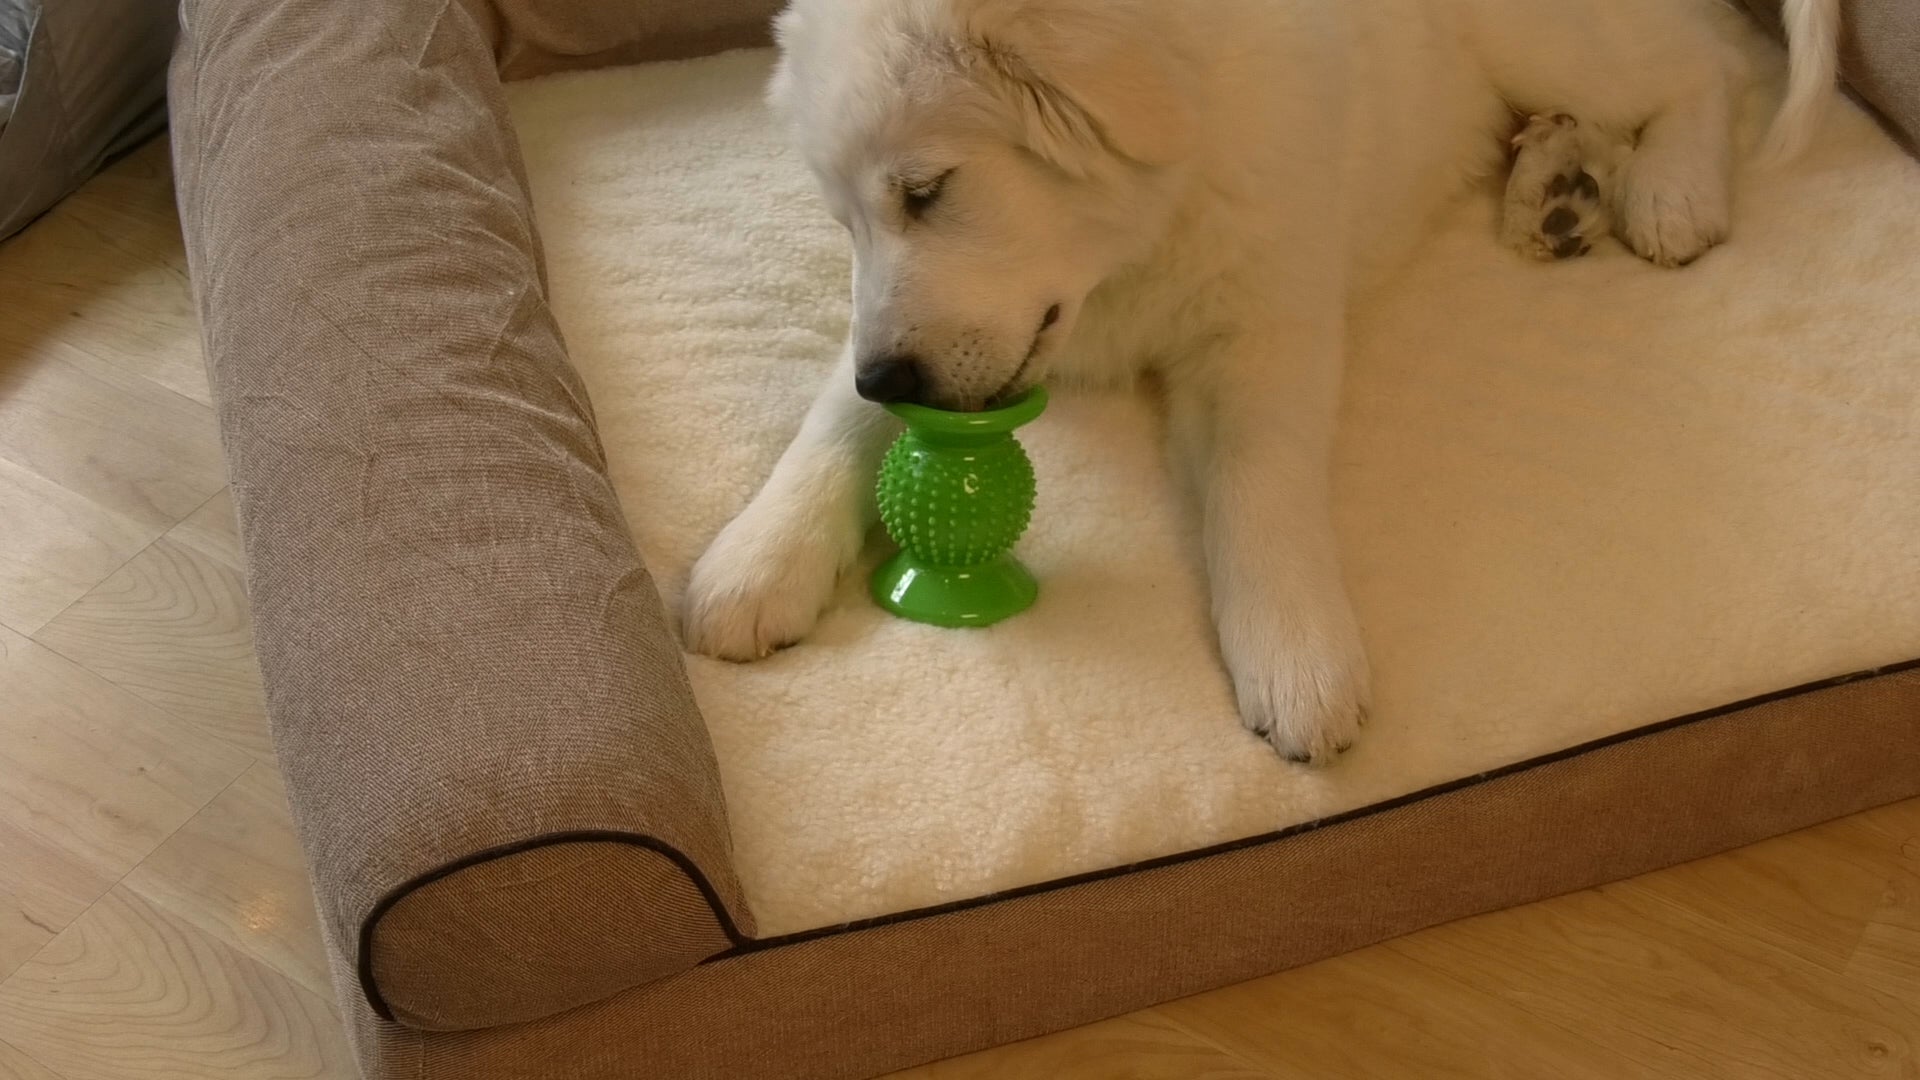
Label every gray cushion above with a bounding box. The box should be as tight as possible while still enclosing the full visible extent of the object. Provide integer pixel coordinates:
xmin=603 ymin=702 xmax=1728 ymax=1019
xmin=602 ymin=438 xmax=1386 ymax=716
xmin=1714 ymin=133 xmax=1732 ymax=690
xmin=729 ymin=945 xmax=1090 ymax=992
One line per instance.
xmin=0 ymin=0 xmax=171 ymax=240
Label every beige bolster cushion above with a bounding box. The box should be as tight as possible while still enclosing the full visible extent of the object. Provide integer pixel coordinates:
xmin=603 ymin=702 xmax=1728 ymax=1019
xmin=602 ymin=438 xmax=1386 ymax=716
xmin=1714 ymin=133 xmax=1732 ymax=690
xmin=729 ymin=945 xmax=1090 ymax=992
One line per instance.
xmin=168 ymin=0 xmax=762 ymax=1032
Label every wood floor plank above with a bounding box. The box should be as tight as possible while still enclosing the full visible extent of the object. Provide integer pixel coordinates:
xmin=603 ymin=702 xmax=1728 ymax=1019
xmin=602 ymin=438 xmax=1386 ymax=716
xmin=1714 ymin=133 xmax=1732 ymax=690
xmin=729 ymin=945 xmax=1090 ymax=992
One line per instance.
xmin=1155 ymin=941 xmax=1640 ymax=1080
xmin=1864 ymin=796 xmax=1920 ymax=836
xmin=0 ymin=337 xmax=224 ymax=530
xmin=34 ymin=538 xmax=270 ymax=758
xmin=168 ymin=488 xmax=243 ymax=571
xmin=1849 ymin=888 xmax=1920 ymax=1004
xmin=0 ymin=626 xmax=252 ymax=976
xmin=1839 ymin=802 xmax=1920 ymax=1003
xmin=0 ymin=887 xmax=355 ymax=1080
xmin=1388 ymin=875 xmax=1919 ymax=1078
xmin=1627 ymin=810 xmax=1908 ymax=978
xmin=0 ymin=457 xmax=158 ymax=635
xmin=124 ymin=763 xmax=331 ymax=999
xmin=888 ymin=1012 xmax=1278 ymax=1080
xmin=0 ymin=819 xmax=113 ymax=985
xmin=0 ymin=141 xmax=207 ymax=407
xmin=0 ymin=1039 xmax=67 ymax=1080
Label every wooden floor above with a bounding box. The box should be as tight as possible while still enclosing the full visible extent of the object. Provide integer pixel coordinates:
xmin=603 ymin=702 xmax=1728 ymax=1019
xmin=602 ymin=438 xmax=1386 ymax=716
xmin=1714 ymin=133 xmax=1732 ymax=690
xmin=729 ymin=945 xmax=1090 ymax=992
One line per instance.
xmin=0 ymin=139 xmax=1914 ymax=1080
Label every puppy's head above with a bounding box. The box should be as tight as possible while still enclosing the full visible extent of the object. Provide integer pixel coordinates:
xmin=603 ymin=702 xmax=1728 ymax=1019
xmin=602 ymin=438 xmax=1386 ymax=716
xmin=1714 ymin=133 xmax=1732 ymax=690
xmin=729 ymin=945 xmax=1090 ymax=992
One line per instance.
xmin=770 ymin=0 xmax=1198 ymax=410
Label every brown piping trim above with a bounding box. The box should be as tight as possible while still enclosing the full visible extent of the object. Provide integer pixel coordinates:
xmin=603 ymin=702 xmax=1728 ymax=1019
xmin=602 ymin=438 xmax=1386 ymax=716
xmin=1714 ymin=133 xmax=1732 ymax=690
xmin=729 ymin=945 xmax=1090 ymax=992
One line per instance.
xmin=357 ymin=832 xmax=749 ymax=1023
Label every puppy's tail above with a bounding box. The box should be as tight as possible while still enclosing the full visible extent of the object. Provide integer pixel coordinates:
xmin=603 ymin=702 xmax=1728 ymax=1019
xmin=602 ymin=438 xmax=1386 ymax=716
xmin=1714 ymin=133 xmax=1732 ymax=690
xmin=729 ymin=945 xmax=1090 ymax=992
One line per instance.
xmin=1755 ymin=0 xmax=1841 ymax=167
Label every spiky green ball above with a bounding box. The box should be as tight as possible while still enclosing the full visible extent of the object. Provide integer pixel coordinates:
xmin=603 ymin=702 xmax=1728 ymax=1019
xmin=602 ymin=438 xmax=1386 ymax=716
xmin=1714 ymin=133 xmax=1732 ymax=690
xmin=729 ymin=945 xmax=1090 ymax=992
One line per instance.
xmin=876 ymin=434 xmax=1035 ymax=569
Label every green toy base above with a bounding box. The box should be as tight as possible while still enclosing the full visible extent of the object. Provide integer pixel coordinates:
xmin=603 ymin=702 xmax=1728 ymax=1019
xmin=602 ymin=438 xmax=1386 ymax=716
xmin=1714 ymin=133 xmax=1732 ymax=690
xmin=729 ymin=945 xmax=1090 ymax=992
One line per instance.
xmin=869 ymin=551 xmax=1038 ymax=628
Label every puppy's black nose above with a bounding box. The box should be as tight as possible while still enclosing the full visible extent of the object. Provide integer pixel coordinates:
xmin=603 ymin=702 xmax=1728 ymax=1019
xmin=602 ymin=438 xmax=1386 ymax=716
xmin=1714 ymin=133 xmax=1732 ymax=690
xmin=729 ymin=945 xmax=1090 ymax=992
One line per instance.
xmin=855 ymin=354 xmax=924 ymax=404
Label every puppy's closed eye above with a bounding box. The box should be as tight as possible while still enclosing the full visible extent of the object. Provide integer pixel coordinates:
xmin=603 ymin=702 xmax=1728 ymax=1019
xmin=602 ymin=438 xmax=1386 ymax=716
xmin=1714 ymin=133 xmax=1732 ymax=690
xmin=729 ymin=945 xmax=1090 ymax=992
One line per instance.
xmin=903 ymin=168 xmax=955 ymax=221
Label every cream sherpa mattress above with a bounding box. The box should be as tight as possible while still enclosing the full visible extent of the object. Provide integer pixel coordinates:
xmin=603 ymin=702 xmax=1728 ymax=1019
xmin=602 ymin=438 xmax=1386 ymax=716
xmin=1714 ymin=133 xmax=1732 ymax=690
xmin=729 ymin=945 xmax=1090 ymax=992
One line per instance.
xmin=505 ymin=43 xmax=1920 ymax=939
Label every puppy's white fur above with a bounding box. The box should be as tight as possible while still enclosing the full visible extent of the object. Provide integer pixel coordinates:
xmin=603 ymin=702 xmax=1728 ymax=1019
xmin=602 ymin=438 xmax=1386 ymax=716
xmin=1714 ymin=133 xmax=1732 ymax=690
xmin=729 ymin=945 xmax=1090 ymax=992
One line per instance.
xmin=684 ymin=0 xmax=1840 ymax=762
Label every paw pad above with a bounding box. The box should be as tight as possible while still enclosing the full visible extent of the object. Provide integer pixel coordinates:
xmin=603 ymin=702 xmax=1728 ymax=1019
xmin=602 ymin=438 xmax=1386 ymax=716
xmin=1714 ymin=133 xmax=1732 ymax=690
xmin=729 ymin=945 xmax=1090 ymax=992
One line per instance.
xmin=1539 ymin=169 xmax=1602 ymax=259
xmin=1504 ymin=115 xmax=1609 ymax=263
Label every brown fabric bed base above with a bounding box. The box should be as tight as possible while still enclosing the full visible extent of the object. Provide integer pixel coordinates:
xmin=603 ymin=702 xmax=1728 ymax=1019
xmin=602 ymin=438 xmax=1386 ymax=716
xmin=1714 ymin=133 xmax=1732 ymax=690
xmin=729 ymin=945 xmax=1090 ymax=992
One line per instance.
xmin=357 ymin=661 xmax=1920 ymax=1079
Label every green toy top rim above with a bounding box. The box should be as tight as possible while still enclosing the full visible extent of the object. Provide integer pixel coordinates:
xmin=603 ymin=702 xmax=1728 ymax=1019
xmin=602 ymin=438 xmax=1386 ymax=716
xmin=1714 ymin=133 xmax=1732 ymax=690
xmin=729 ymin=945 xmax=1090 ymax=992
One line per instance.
xmin=884 ymin=385 xmax=1049 ymax=435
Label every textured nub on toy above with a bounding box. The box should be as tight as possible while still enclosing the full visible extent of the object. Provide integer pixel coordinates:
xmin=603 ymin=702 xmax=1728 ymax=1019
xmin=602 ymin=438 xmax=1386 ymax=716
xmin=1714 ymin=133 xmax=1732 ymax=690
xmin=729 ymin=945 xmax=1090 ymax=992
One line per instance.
xmin=870 ymin=387 xmax=1047 ymax=627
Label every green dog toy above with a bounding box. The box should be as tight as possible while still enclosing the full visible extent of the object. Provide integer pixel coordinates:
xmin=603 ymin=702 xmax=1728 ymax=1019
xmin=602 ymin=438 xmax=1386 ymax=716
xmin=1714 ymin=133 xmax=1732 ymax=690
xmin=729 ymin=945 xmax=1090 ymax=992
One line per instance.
xmin=871 ymin=387 xmax=1048 ymax=627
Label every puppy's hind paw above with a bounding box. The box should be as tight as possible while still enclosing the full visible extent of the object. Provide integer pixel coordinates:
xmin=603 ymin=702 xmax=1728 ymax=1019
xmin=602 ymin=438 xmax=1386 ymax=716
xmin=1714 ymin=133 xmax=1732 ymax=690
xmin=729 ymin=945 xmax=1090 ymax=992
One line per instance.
xmin=1618 ymin=172 xmax=1727 ymax=268
xmin=1502 ymin=114 xmax=1608 ymax=262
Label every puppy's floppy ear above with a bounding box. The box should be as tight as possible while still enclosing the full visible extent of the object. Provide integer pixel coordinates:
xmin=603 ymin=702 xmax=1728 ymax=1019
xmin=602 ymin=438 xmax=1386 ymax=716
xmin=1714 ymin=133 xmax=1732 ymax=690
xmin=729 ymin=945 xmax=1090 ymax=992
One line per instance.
xmin=963 ymin=0 xmax=1197 ymax=171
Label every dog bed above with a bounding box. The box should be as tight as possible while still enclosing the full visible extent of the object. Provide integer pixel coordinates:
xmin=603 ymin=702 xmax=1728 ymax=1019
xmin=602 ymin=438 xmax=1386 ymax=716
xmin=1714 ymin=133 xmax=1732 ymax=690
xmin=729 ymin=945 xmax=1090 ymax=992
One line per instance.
xmin=167 ymin=1 xmax=1920 ymax=1077
xmin=506 ymin=42 xmax=1920 ymax=937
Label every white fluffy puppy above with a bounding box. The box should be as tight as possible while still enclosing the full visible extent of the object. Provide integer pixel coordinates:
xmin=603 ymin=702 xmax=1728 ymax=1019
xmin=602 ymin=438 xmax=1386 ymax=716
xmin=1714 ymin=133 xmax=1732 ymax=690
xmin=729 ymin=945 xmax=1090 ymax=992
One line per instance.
xmin=684 ymin=0 xmax=1840 ymax=762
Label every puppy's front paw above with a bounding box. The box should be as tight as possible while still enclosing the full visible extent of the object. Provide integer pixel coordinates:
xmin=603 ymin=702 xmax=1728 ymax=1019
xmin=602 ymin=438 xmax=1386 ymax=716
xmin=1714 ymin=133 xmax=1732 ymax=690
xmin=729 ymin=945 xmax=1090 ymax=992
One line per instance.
xmin=1220 ymin=611 xmax=1371 ymax=766
xmin=682 ymin=506 xmax=857 ymax=662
